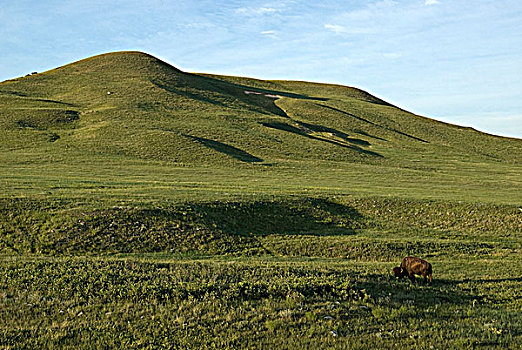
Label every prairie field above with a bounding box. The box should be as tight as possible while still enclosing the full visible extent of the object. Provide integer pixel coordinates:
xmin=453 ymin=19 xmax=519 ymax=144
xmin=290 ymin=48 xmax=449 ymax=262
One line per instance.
xmin=1 ymin=52 xmax=521 ymax=349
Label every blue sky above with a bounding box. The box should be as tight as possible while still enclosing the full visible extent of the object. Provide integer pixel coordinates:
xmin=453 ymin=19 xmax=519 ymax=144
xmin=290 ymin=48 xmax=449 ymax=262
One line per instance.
xmin=1 ymin=0 xmax=521 ymax=138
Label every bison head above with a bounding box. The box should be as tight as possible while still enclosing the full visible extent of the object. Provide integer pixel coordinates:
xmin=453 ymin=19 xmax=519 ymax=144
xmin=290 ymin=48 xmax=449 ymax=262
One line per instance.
xmin=392 ymin=266 xmax=402 ymax=278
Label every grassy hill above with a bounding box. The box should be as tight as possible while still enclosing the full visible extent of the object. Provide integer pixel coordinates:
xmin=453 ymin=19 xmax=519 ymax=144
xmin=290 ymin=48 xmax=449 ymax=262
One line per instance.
xmin=1 ymin=51 xmax=521 ymax=348
xmin=2 ymin=51 xmax=521 ymax=165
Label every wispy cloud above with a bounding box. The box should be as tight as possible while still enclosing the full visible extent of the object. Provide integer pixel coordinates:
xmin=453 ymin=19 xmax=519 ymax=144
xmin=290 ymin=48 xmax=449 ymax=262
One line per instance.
xmin=323 ymin=0 xmax=403 ymax=36
xmin=324 ymin=24 xmax=346 ymax=34
xmin=235 ymin=7 xmax=279 ymax=16
xmin=424 ymin=0 xmax=440 ymax=5
xmin=324 ymin=24 xmax=371 ymax=35
xmin=182 ymin=22 xmax=215 ymax=29
xmin=260 ymin=30 xmax=278 ymax=38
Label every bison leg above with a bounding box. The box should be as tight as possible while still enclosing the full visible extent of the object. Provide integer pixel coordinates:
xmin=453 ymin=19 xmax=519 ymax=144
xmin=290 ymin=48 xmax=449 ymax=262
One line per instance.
xmin=428 ymin=274 xmax=433 ymax=283
xmin=408 ymin=273 xmax=416 ymax=283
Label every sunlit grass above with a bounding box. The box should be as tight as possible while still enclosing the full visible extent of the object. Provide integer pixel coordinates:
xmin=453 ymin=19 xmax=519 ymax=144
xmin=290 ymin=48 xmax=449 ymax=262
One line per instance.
xmin=1 ymin=51 xmax=521 ymax=348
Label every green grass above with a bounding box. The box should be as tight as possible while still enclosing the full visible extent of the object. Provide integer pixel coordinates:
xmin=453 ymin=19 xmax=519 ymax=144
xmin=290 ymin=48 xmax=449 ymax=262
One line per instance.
xmin=1 ymin=255 xmax=521 ymax=349
xmin=1 ymin=51 xmax=521 ymax=348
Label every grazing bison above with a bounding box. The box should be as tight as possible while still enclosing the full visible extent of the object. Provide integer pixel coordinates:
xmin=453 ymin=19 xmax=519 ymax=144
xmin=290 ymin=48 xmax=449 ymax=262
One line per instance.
xmin=392 ymin=256 xmax=432 ymax=283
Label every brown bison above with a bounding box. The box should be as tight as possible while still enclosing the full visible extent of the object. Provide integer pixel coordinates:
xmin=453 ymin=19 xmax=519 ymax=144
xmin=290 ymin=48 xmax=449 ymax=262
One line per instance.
xmin=392 ymin=256 xmax=432 ymax=283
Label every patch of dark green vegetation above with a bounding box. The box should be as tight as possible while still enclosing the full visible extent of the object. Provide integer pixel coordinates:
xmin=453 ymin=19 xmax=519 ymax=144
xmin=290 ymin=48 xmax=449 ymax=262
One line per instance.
xmin=1 ymin=196 xmax=519 ymax=258
xmin=185 ymin=135 xmax=264 ymax=163
xmin=0 ymin=197 xmax=358 ymax=255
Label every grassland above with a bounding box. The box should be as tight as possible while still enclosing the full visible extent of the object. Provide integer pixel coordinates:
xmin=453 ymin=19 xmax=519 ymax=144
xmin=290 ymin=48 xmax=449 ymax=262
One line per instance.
xmin=2 ymin=255 xmax=521 ymax=349
xmin=0 ymin=51 xmax=521 ymax=348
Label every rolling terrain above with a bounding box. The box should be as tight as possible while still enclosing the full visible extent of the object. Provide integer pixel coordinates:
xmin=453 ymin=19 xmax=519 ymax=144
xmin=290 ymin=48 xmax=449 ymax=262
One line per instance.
xmin=1 ymin=51 xmax=521 ymax=348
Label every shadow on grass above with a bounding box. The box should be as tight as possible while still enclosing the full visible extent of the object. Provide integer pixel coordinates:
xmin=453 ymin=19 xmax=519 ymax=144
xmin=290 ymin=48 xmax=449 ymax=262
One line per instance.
xmin=472 ymin=277 xmax=522 ymax=283
xmin=359 ymin=275 xmax=521 ymax=309
xmin=354 ymin=130 xmax=387 ymax=141
xmin=0 ymin=197 xmax=364 ymax=255
xmin=261 ymin=121 xmax=383 ymax=157
xmin=192 ymin=197 xmax=364 ymax=237
xmin=184 ymin=134 xmax=263 ymax=163
xmin=436 ymin=276 xmax=522 ymax=285
xmin=316 ymin=103 xmax=429 ymax=143
xmin=151 ymin=73 xmax=328 ymax=118
xmin=152 ymin=80 xmax=229 ymax=108
xmin=192 ymin=74 xmax=329 ymax=102
xmin=297 ymin=121 xmax=370 ymax=146
xmin=316 ymin=104 xmax=378 ymax=125
xmin=356 ymin=274 xmax=477 ymax=306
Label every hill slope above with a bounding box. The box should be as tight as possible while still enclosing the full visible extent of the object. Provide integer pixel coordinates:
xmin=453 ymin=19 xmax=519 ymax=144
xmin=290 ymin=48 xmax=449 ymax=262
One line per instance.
xmin=1 ymin=50 xmax=521 ymax=252
xmin=1 ymin=51 xmax=520 ymax=167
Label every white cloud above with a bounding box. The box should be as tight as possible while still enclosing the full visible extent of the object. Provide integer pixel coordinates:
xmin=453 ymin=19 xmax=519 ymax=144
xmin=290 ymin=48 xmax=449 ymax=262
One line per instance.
xmin=324 ymin=23 xmax=372 ymax=35
xmin=182 ymin=22 xmax=214 ymax=29
xmin=425 ymin=0 xmax=440 ymax=5
xmin=324 ymin=24 xmax=346 ymax=34
xmin=235 ymin=7 xmax=279 ymax=16
xmin=375 ymin=0 xmax=398 ymax=8
xmin=260 ymin=30 xmax=278 ymax=38
xmin=259 ymin=7 xmax=277 ymax=14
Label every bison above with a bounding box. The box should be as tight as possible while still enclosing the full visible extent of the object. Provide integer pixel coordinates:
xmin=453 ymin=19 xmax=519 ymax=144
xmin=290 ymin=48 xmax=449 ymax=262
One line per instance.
xmin=392 ymin=256 xmax=432 ymax=283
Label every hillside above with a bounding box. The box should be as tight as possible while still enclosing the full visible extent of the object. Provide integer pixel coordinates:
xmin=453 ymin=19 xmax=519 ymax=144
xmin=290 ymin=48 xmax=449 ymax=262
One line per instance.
xmin=1 ymin=51 xmax=520 ymax=166
xmin=0 ymin=51 xmax=520 ymax=214
xmin=0 ymin=49 xmax=521 ymax=254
